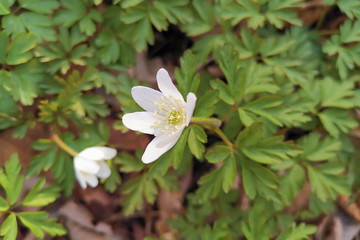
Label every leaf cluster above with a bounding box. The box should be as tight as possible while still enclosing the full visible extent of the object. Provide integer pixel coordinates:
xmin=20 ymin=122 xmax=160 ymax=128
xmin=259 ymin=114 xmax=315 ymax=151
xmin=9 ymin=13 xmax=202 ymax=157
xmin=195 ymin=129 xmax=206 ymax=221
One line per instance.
xmin=0 ymin=154 xmax=66 ymax=240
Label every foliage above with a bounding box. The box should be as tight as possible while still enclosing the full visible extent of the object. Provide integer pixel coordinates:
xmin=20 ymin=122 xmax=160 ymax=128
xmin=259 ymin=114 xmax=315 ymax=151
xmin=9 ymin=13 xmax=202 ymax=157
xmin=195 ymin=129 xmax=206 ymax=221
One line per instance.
xmin=0 ymin=0 xmax=359 ymax=238
xmin=0 ymin=154 xmax=65 ymax=240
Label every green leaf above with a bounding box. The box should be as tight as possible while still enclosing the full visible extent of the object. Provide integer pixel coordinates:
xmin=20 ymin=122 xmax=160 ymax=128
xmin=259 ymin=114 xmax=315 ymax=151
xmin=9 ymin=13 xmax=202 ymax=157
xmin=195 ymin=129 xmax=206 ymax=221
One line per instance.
xmin=241 ymin=160 xmax=279 ymax=202
xmin=4 ymin=71 xmax=37 ymax=105
xmin=121 ymin=174 xmax=158 ymax=215
xmin=19 ymin=12 xmax=57 ymax=42
xmin=210 ymin=79 xmax=235 ymax=105
xmin=241 ymin=136 xmax=302 ymax=165
xmin=241 ymin=202 xmax=271 ymax=240
xmin=26 ymin=147 xmax=58 ymax=177
xmin=0 ymin=196 xmax=9 ymax=211
xmin=19 ymin=0 xmax=59 ymax=14
xmin=215 ymin=45 xmax=245 ymax=102
xmin=2 ymin=15 xmax=25 ymax=36
xmin=193 ymin=90 xmax=219 ymax=117
xmin=266 ymin=0 xmax=302 ymax=28
xmin=196 ymin=154 xmax=237 ymax=202
xmin=104 ymin=163 xmax=121 ymax=193
xmin=307 ymin=163 xmax=350 ymax=201
xmin=340 ymin=20 xmax=360 ymax=43
xmin=116 ymin=151 xmax=144 ymax=173
xmin=243 ymin=96 xmax=302 ymax=127
xmin=243 ymin=96 xmax=281 ymax=126
xmin=203 ymin=219 xmax=231 ymax=240
xmin=221 ymin=1 xmax=265 ymax=29
xmin=79 ymin=121 xmax=110 ymax=146
xmin=238 ymin=108 xmax=257 ymax=127
xmin=133 ymin=17 xmax=154 ymax=51
xmin=0 ymin=154 xmax=23 ymax=205
xmin=337 ymin=0 xmax=360 ymax=19
xmin=277 ymin=223 xmax=317 ymax=240
xmin=323 ymin=21 xmax=360 ymax=79
xmin=221 ymin=0 xmax=301 ymax=29
xmin=196 ymin=167 xmax=223 ymax=203
xmin=188 ymin=125 xmax=207 ymax=159
xmin=174 ymin=50 xmax=200 ymax=96
xmin=279 ymin=164 xmax=305 ymax=205
xmin=260 ymin=35 xmax=296 ymax=57
xmin=94 ymin=30 xmax=120 ymax=65
xmin=222 ymin=155 xmax=236 ymax=193
xmin=53 ymin=0 xmax=86 ymax=27
xmin=319 ymin=108 xmax=357 ymax=137
xmin=77 ymin=94 xmax=110 ymax=119
xmin=121 ymin=0 xmax=144 ymax=8
xmin=235 ymin=122 xmax=264 ymax=147
xmin=7 ymin=32 xmax=37 ymax=65
xmin=21 ymin=178 xmax=61 ymax=207
xmin=180 ymin=0 xmax=214 ymax=36
xmin=79 ymin=9 xmax=102 ymax=36
xmin=0 ymin=0 xmax=11 ymax=15
xmin=0 ymin=31 xmax=8 ymax=64
xmin=243 ymin=62 xmax=279 ymax=95
xmin=17 ymin=211 xmax=66 ymax=238
xmin=320 ymin=77 xmax=354 ymax=108
xmin=154 ymin=0 xmax=192 ymax=24
xmin=205 ymin=144 xmax=232 ymax=163
xmin=0 ymin=213 xmax=18 ymax=240
xmin=148 ymin=7 xmax=167 ymax=31
xmin=51 ymin=150 xmax=75 ymax=196
xmin=301 ymin=132 xmax=341 ymax=162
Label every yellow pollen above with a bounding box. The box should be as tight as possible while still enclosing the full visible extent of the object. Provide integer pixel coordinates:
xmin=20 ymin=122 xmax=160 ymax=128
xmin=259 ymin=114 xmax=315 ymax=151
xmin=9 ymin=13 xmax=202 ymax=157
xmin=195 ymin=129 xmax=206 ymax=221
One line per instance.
xmin=167 ymin=111 xmax=182 ymax=125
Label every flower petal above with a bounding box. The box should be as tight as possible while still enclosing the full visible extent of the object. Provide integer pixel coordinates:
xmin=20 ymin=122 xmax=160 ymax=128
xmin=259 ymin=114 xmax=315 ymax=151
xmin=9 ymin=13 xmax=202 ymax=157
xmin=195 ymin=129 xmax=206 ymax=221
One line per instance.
xmin=74 ymin=157 xmax=100 ymax=174
xmin=83 ymin=173 xmax=99 ymax=188
xmin=132 ymin=86 xmax=164 ymax=112
xmin=141 ymin=129 xmax=183 ymax=164
xmin=77 ymin=146 xmax=117 ymax=161
xmin=122 ymin=112 xmax=156 ymax=134
xmin=156 ymin=68 xmax=184 ymax=102
xmin=97 ymin=161 xmax=111 ymax=178
xmin=75 ymin=169 xmax=87 ymax=189
xmin=185 ymin=92 xmax=196 ymax=126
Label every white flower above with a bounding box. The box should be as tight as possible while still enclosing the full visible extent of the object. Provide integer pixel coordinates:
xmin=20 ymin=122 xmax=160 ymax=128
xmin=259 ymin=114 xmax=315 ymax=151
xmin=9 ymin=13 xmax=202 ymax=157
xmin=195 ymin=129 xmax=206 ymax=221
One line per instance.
xmin=74 ymin=146 xmax=117 ymax=189
xmin=122 ymin=68 xmax=197 ymax=164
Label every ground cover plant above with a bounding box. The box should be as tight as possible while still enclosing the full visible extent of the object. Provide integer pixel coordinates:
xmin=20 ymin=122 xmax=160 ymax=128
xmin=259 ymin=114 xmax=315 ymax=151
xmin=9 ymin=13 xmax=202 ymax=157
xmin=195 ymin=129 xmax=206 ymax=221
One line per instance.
xmin=0 ymin=0 xmax=360 ymax=239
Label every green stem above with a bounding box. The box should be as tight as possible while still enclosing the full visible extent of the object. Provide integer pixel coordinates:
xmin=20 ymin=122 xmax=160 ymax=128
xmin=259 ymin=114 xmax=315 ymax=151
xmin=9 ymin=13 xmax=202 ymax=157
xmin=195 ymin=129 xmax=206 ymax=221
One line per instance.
xmin=52 ymin=134 xmax=78 ymax=157
xmin=221 ymin=105 xmax=237 ymax=121
xmin=190 ymin=117 xmax=233 ymax=149
xmin=214 ymin=127 xmax=234 ymax=149
xmin=190 ymin=117 xmax=222 ymax=128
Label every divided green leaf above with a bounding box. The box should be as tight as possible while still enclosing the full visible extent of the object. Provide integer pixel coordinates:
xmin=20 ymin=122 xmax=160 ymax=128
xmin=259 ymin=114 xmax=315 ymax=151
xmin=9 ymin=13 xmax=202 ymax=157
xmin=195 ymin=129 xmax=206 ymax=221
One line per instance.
xmin=0 ymin=154 xmax=24 ymax=205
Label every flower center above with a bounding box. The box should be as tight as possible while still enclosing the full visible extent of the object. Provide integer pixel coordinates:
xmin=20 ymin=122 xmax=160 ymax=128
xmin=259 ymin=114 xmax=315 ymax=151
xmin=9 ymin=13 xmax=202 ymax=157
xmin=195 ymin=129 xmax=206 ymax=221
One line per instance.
xmin=168 ymin=110 xmax=182 ymax=125
xmin=152 ymin=96 xmax=186 ymax=136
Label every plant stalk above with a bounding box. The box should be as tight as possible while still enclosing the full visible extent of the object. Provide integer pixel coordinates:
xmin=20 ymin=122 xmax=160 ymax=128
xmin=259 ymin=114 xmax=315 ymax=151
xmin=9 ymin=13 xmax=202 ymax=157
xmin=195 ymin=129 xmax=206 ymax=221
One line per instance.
xmin=190 ymin=117 xmax=222 ymax=128
xmin=190 ymin=117 xmax=233 ymax=149
xmin=214 ymin=127 xmax=234 ymax=149
xmin=52 ymin=134 xmax=78 ymax=157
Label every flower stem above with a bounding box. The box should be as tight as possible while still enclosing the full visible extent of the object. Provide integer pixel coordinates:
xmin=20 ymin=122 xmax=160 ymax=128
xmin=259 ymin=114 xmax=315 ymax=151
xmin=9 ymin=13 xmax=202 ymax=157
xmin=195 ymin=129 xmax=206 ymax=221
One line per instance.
xmin=214 ymin=127 xmax=234 ymax=149
xmin=190 ymin=117 xmax=233 ymax=149
xmin=221 ymin=105 xmax=237 ymax=121
xmin=52 ymin=134 xmax=78 ymax=157
xmin=190 ymin=117 xmax=222 ymax=128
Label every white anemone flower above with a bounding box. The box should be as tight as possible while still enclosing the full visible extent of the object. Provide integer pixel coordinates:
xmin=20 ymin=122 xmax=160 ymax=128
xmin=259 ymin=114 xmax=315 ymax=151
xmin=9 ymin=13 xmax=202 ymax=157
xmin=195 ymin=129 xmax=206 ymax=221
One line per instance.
xmin=74 ymin=146 xmax=117 ymax=189
xmin=122 ymin=68 xmax=197 ymax=164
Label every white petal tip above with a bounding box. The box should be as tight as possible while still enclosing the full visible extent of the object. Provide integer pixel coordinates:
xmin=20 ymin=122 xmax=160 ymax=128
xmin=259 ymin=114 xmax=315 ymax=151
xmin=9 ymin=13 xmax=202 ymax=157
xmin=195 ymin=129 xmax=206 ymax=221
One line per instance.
xmin=156 ymin=68 xmax=168 ymax=76
xmin=141 ymin=156 xmax=157 ymax=164
xmin=186 ymin=92 xmax=197 ymax=126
